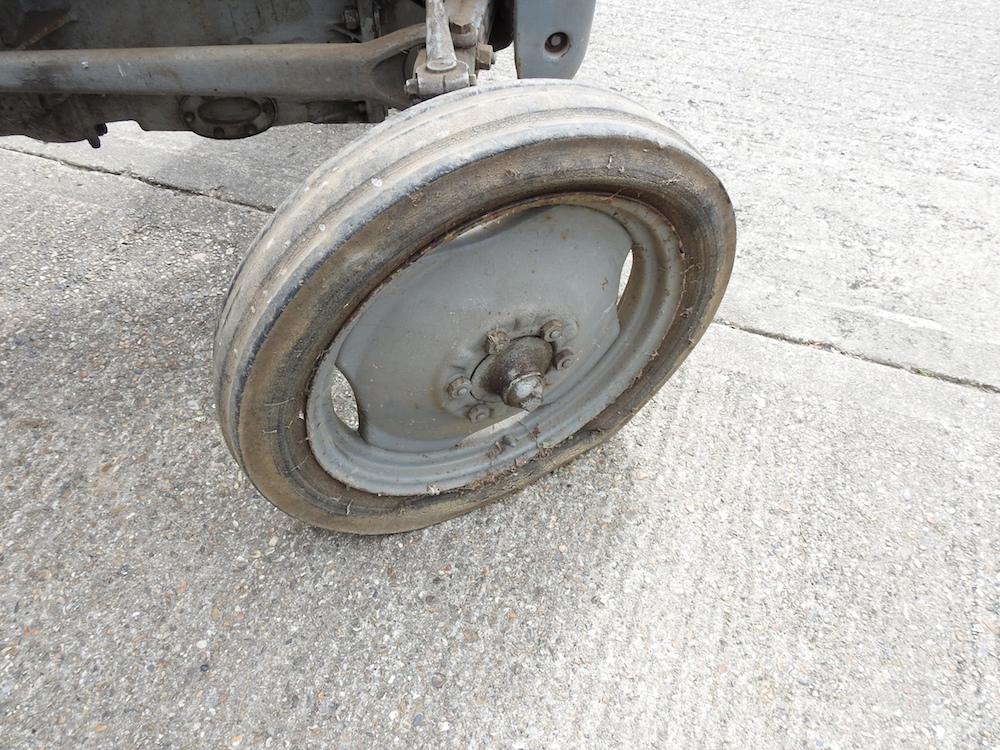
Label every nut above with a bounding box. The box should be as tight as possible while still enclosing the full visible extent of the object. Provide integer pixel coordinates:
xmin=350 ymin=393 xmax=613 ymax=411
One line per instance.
xmin=447 ymin=376 xmax=471 ymax=399
xmin=541 ymin=320 xmax=565 ymax=343
xmin=449 ymin=18 xmax=473 ymax=35
xmin=468 ymin=404 xmax=491 ymax=423
xmin=553 ymin=350 xmax=575 ymax=371
xmin=475 ymin=43 xmax=496 ymax=71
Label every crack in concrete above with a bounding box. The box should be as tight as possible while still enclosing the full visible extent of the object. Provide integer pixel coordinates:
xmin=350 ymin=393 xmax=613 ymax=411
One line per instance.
xmin=0 ymin=144 xmax=274 ymax=213
xmin=717 ymin=319 xmax=1000 ymax=395
xmin=5 ymin=144 xmax=996 ymax=397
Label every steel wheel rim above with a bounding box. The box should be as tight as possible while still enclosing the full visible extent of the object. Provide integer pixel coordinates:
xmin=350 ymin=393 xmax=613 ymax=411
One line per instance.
xmin=305 ymin=192 xmax=683 ymax=496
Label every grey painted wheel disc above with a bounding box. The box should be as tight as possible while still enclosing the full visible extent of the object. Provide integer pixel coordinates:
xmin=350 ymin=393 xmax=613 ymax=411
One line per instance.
xmin=306 ymin=193 xmax=682 ymax=495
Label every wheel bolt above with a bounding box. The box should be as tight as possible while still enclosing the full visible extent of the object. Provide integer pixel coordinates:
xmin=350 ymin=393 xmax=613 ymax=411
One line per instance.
xmin=541 ymin=320 xmax=565 ymax=342
xmin=553 ymin=349 xmax=575 ymax=370
xmin=468 ymin=404 xmax=491 ymax=423
xmin=447 ymin=376 xmax=471 ymax=398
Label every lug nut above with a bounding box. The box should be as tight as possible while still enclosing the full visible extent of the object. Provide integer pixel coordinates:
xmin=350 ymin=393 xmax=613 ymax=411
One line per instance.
xmin=553 ymin=349 xmax=575 ymax=370
xmin=447 ymin=376 xmax=471 ymax=399
xmin=541 ymin=320 xmax=565 ymax=342
xmin=485 ymin=330 xmax=510 ymax=354
xmin=468 ymin=404 xmax=491 ymax=423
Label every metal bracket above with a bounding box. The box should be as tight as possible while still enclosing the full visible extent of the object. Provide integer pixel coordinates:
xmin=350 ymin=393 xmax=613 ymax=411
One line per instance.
xmin=513 ymin=0 xmax=597 ymax=79
xmin=404 ymin=0 xmax=497 ymax=101
xmin=405 ymin=0 xmax=472 ymax=99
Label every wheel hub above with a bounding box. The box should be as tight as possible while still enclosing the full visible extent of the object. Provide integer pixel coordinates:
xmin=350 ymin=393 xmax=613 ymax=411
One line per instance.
xmin=472 ymin=335 xmax=553 ymax=412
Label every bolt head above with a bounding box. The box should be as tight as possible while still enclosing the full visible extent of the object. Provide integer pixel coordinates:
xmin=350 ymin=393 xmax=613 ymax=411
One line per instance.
xmin=475 ymin=43 xmax=496 ymax=70
xmin=449 ymin=19 xmax=473 ymax=35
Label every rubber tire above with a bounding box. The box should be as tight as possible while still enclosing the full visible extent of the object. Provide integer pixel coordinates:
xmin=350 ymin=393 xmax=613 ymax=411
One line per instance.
xmin=214 ymin=80 xmax=736 ymax=534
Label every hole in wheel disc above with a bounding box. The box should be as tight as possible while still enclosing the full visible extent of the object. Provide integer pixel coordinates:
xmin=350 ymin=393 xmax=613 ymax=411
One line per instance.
xmin=328 ymin=366 xmax=359 ymax=431
xmin=618 ymin=248 xmax=633 ymax=304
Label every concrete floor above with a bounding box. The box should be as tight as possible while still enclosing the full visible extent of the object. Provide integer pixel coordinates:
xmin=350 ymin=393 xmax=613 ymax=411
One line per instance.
xmin=1 ymin=1 xmax=998 ymax=747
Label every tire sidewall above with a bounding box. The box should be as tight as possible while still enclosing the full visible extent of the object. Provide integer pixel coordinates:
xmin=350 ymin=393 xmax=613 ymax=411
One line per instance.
xmin=220 ymin=90 xmax=736 ymax=532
